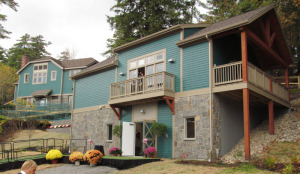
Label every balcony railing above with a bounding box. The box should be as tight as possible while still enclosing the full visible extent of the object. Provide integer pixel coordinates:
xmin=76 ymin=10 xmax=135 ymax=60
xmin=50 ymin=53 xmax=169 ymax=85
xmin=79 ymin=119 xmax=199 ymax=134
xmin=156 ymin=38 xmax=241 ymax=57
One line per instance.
xmin=213 ymin=61 xmax=289 ymax=102
xmin=110 ymin=71 xmax=174 ymax=100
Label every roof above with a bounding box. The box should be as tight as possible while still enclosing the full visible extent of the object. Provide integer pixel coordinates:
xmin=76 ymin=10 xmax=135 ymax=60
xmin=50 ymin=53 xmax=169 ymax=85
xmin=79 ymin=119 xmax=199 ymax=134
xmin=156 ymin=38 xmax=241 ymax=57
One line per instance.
xmin=17 ymin=57 xmax=98 ymax=74
xmin=176 ymin=5 xmax=274 ymax=46
xmin=31 ymin=89 xmax=52 ymax=97
xmin=113 ymin=24 xmax=211 ymax=53
xmin=71 ymin=56 xmax=118 ymax=80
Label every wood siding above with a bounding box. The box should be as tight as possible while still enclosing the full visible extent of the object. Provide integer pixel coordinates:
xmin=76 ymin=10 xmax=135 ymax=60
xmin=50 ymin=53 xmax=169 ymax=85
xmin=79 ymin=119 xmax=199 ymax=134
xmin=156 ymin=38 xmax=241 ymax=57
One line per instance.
xmin=183 ymin=28 xmax=203 ymax=38
xmin=18 ymin=62 xmax=62 ymax=97
xmin=182 ymin=41 xmax=209 ymax=91
xmin=62 ymin=70 xmax=73 ymax=94
xmin=117 ymin=33 xmax=181 ymax=92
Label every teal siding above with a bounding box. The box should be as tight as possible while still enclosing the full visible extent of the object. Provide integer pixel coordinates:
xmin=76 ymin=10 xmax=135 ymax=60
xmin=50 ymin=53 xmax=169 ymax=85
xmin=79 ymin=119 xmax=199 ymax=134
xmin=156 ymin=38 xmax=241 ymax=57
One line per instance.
xmin=182 ymin=42 xmax=209 ymax=91
xmin=74 ymin=68 xmax=115 ymax=109
xmin=184 ymin=28 xmax=204 ymax=38
xmin=157 ymin=101 xmax=173 ymax=158
xmin=117 ymin=33 xmax=181 ymax=92
xmin=120 ymin=106 xmax=132 ymax=148
xmin=18 ymin=62 xmax=62 ymax=97
xmin=14 ymin=84 xmax=18 ymax=100
xmin=62 ymin=70 xmax=73 ymax=94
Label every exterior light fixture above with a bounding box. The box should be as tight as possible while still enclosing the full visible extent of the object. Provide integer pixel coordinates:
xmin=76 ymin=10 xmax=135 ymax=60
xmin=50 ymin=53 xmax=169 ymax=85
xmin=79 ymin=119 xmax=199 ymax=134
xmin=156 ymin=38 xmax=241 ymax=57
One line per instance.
xmin=119 ymin=72 xmax=125 ymax=76
xmin=140 ymin=109 xmax=145 ymax=113
xmin=168 ymin=58 xmax=175 ymax=63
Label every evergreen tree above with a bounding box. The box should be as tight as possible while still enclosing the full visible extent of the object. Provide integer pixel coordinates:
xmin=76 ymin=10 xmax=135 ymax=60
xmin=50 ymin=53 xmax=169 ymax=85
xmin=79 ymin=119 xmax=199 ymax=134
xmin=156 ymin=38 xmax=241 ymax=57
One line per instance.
xmin=4 ymin=34 xmax=52 ymax=69
xmin=201 ymin=0 xmax=300 ymax=74
xmin=0 ymin=0 xmax=18 ymax=39
xmin=105 ymin=0 xmax=198 ymax=56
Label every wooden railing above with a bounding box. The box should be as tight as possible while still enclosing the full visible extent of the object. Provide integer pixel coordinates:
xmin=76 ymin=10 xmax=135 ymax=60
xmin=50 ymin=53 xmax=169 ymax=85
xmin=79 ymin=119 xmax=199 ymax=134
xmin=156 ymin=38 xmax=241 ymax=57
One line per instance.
xmin=213 ymin=61 xmax=288 ymax=102
xmin=110 ymin=71 xmax=174 ymax=99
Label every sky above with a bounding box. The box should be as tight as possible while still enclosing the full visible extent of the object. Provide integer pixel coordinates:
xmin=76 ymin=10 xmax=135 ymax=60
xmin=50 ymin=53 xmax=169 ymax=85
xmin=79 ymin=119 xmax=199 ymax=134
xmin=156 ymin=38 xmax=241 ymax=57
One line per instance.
xmin=0 ymin=0 xmax=116 ymax=62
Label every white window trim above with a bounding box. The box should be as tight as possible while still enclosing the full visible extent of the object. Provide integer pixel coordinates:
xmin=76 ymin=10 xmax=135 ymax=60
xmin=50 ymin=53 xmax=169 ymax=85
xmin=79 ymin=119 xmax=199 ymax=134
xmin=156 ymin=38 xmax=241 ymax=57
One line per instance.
xmin=106 ymin=124 xmax=113 ymax=142
xmin=32 ymin=63 xmax=48 ymax=85
xmin=127 ymin=49 xmax=166 ymax=80
xmin=51 ymin=71 xmax=57 ymax=81
xmin=68 ymin=95 xmax=73 ymax=104
xmin=24 ymin=73 xmax=29 ymax=83
xmin=69 ymin=69 xmax=81 ymax=77
xmin=184 ymin=116 xmax=196 ymax=141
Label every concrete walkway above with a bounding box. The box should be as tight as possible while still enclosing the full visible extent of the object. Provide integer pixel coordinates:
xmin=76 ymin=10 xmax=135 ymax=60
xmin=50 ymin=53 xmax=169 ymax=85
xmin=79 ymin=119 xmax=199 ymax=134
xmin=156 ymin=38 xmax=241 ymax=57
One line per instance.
xmin=36 ymin=164 xmax=118 ymax=174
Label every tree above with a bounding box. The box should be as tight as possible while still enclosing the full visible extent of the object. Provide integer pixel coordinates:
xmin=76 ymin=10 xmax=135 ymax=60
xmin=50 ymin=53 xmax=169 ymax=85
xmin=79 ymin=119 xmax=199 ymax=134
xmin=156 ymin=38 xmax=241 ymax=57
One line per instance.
xmin=58 ymin=48 xmax=76 ymax=61
xmin=0 ymin=0 xmax=18 ymax=39
xmin=105 ymin=0 xmax=198 ymax=56
xmin=4 ymin=34 xmax=52 ymax=69
xmin=0 ymin=63 xmax=18 ymax=105
xmin=201 ymin=0 xmax=300 ymax=74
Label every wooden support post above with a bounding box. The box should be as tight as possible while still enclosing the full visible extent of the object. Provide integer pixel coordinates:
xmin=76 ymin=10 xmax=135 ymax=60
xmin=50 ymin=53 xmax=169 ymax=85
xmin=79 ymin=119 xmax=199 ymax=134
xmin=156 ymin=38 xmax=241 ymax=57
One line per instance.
xmin=285 ymin=68 xmax=290 ymax=102
xmin=268 ymin=101 xmax=274 ymax=135
xmin=110 ymin=105 xmax=122 ymax=120
xmin=163 ymin=96 xmax=175 ymax=115
xmin=270 ymin=76 xmax=273 ymax=93
xmin=241 ymin=30 xmax=248 ymax=82
xmin=243 ymin=88 xmax=250 ymax=160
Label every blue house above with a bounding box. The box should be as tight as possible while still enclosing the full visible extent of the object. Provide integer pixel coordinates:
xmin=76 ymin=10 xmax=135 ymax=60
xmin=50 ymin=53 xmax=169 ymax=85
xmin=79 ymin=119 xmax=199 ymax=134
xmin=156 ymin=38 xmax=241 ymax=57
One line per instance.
xmin=15 ymin=56 xmax=97 ymax=106
xmin=70 ymin=5 xmax=292 ymax=160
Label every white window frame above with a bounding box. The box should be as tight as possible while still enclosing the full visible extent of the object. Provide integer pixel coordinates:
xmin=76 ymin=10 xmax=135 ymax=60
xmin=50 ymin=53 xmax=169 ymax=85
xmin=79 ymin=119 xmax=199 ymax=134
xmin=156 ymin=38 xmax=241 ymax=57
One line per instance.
xmin=51 ymin=71 xmax=57 ymax=81
xmin=32 ymin=63 xmax=48 ymax=84
xmin=127 ymin=49 xmax=166 ymax=79
xmin=68 ymin=95 xmax=73 ymax=104
xmin=69 ymin=69 xmax=81 ymax=77
xmin=106 ymin=124 xmax=113 ymax=142
xmin=24 ymin=73 xmax=29 ymax=83
xmin=184 ymin=116 xmax=196 ymax=140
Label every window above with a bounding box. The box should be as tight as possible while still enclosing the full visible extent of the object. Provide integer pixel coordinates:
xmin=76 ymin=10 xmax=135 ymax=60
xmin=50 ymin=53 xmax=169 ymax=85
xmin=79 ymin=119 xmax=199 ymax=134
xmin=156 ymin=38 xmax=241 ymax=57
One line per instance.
xmin=128 ymin=50 xmax=165 ymax=79
xmin=185 ymin=117 xmax=195 ymax=139
xmin=68 ymin=95 xmax=73 ymax=104
xmin=33 ymin=63 xmax=48 ymax=84
xmin=24 ymin=74 xmax=29 ymax=83
xmin=107 ymin=124 xmax=113 ymax=141
xmin=69 ymin=69 xmax=81 ymax=77
xmin=51 ymin=71 xmax=57 ymax=81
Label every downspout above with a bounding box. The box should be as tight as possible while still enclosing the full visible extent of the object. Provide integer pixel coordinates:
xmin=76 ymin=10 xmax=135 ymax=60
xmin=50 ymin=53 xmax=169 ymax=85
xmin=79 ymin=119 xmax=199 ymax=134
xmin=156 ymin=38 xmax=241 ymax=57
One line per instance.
xmin=60 ymin=70 xmax=64 ymax=103
xmin=206 ymin=34 xmax=214 ymax=158
xmin=70 ymin=79 xmax=76 ymax=138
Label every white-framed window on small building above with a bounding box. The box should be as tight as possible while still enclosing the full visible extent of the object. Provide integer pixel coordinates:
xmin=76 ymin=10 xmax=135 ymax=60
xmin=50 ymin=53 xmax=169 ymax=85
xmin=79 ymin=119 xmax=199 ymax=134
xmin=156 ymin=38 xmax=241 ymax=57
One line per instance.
xmin=51 ymin=71 xmax=57 ymax=81
xmin=184 ymin=117 xmax=195 ymax=140
xmin=107 ymin=124 xmax=113 ymax=141
xmin=68 ymin=95 xmax=73 ymax=104
xmin=24 ymin=73 xmax=29 ymax=83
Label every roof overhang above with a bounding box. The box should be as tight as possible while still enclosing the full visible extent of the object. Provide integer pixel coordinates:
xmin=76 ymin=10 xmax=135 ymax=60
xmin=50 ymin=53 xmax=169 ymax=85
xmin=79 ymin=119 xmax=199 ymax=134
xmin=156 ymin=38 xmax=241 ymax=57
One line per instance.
xmin=71 ymin=60 xmax=118 ymax=80
xmin=113 ymin=24 xmax=211 ymax=53
xmin=17 ymin=59 xmax=63 ymax=74
xmin=31 ymin=89 xmax=52 ymax=97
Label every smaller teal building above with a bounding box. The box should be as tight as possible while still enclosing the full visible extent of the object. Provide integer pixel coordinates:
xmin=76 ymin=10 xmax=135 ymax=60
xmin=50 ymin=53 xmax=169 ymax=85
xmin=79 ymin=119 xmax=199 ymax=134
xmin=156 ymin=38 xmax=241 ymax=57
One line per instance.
xmin=15 ymin=56 xmax=97 ymax=105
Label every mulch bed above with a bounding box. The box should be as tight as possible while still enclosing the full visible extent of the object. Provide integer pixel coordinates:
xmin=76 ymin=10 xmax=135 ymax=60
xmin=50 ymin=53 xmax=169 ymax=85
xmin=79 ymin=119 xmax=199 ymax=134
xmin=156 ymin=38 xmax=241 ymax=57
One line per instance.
xmin=176 ymin=160 xmax=300 ymax=173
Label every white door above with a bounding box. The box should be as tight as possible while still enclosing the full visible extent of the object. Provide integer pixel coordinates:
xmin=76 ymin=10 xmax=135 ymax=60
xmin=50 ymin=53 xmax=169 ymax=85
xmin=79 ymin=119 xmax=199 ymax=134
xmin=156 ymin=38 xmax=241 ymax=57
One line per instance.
xmin=122 ymin=122 xmax=136 ymax=156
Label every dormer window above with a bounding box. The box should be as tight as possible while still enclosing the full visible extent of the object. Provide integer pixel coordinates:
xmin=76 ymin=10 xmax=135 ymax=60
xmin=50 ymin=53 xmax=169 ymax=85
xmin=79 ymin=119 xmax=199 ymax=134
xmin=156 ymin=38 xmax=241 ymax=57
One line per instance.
xmin=69 ymin=69 xmax=81 ymax=77
xmin=33 ymin=63 xmax=48 ymax=84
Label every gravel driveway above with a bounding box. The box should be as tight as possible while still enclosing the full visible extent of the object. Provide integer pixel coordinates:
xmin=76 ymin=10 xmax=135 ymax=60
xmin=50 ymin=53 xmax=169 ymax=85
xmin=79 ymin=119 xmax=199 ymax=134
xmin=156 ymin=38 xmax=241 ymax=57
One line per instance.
xmin=36 ymin=164 xmax=118 ymax=174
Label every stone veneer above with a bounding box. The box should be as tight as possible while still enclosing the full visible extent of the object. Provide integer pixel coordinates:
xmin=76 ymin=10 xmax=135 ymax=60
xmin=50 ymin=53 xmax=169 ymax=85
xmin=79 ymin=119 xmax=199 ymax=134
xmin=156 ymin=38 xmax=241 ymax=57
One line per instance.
xmin=174 ymin=93 xmax=211 ymax=159
xmin=71 ymin=107 xmax=120 ymax=155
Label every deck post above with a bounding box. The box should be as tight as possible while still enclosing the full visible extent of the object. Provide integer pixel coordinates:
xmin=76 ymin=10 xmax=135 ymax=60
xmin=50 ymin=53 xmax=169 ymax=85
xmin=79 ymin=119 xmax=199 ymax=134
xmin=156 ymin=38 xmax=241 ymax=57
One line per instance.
xmin=285 ymin=68 xmax=290 ymax=102
xmin=268 ymin=101 xmax=274 ymax=135
xmin=241 ymin=29 xmax=250 ymax=160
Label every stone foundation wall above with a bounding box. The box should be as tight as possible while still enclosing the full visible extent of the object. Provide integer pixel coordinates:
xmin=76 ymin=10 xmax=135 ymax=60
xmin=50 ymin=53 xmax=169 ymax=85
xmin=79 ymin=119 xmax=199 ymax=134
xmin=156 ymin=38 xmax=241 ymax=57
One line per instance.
xmin=174 ymin=93 xmax=211 ymax=159
xmin=71 ymin=107 xmax=120 ymax=155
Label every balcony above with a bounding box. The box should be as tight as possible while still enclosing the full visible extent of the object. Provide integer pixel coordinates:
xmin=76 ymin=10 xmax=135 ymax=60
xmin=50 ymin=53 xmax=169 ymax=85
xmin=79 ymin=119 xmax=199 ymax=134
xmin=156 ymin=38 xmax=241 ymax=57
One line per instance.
xmin=108 ymin=72 xmax=175 ymax=105
xmin=213 ymin=61 xmax=289 ymax=103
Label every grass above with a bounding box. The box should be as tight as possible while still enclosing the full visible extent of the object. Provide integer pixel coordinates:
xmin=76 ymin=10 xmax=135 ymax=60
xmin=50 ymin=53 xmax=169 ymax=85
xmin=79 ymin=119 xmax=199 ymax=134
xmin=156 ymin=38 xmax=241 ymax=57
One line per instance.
xmin=221 ymin=163 xmax=271 ymax=174
xmin=261 ymin=140 xmax=300 ymax=163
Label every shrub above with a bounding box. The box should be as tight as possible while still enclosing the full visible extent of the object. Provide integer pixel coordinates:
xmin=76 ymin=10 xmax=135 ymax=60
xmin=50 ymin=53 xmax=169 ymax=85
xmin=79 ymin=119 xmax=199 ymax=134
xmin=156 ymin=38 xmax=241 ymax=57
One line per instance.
xmin=46 ymin=149 xmax=63 ymax=160
xmin=84 ymin=150 xmax=103 ymax=164
xmin=112 ymin=125 xmax=122 ymax=137
xmin=109 ymin=147 xmax=122 ymax=155
xmin=264 ymin=156 xmax=276 ymax=170
xmin=291 ymin=155 xmax=299 ymax=164
xmin=0 ymin=115 xmax=8 ymax=133
xmin=282 ymin=163 xmax=294 ymax=174
xmin=144 ymin=147 xmax=156 ymax=156
xmin=150 ymin=122 xmax=167 ymax=136
xmin=69 ymin=151 xmax=84 ymax=163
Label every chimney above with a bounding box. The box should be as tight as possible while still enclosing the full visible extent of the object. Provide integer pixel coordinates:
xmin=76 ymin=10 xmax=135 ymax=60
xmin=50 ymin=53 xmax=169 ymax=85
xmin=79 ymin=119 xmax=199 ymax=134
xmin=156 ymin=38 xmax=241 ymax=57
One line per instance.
xmin=21 ymin=55 xmax=30 ymax=68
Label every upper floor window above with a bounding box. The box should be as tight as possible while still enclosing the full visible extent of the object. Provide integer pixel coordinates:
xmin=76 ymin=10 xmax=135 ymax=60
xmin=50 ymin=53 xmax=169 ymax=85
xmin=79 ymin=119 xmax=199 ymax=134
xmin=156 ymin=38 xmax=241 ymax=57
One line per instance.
xmin=24 ymin=73 xmax=29 ymax=83
xmin=51 ymin=71 xmax=57 ymax=81
xmin=128 ymin=50 xmax=165 ymax=79
xmin=33 ymin=63 xmax=48 ymax=84
xmin=69 ymin=69 xmax=81 ymax=77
